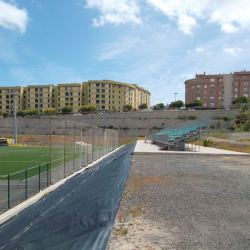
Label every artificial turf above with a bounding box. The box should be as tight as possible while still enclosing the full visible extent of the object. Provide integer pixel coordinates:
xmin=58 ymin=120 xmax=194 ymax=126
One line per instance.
xmin=0 ymin=146 xmax=80 ymax=176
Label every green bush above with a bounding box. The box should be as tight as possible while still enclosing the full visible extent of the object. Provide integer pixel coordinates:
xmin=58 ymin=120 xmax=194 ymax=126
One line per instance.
xmin=227 ymin=120 xmax=238 ymax=131
xmin=244 ymin=120 xmax=250 ymax=132
xmin=0 ymin=111 xmax=2 ymax=116
xmin=236 ymin=111 xmax=250 ymax=124
xmin=203 ymin=139 xmax=213 ymax=147
xmin=178 ymin=115 xmax=188 ymax=119
xmin=188 ymin=115 xmax=198 ymax=120
xmin=217 ymin=120 xmax=222 ymax=128
xmin=213 ymin=115 xmax=222 ymax=120
xmin=223 ymin=115 xmax=230 ymax=121
xmin=3 ymin=112 xmax=9 ymax=118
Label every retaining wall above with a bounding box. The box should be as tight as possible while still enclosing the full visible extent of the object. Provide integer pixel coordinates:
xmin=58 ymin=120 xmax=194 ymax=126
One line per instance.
xmin=0 ymin=110 xmax=240 ymax=137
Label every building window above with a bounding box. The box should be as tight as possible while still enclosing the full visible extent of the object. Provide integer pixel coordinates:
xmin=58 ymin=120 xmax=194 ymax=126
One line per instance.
xmin=205 ymin=85 xmax=207 ymax=88
xmin=48 ymin=88 xmax=50 ymax=92
xmin=96 ymin=89 xmax=100 ymax=93
xmin=48 ymin=94 xmax=50 ymax=97
xmin=69 ymin=98 xmax=73 ymax=101
xmin=35 ymin=99 xmax=38 ymax=103
xmin=210 ymin=103 xmax=214 ymax=107
xmin=197 ymin=97 xmax=200 ymax=100
xmin=58 ymin=103 xmax=60 ymax=107
xmin=58 ymin=98 xmax=60 ymax=101
xmin=244 ymin=88 xmax=248 ymax=92
xmin=219 ymin=78 xmax=222 ymax=82
xmin=35 ymin=104 xmax=38 ymax=108
xmin=39 ymin=94 xmax=43 ymax=97
xmin=96 ymin=100 xmax=99 ymax=104
xmin=219 ymin=97 xmax=221 ymax=100
xmin=235 ymin=88 xmax=237 ymax=91
xmin=219 ymin=91 xmax=221 ymax=94
xmin=102 ymin=95 xmax=105 ymax=98
xmin=101 ymin=105 xmax=105 ymax=109
xmin=242 ymin=75 xmax=248 ymax=79
xmin=210 ymin=91 xmax=214 ymax=95
xmin=235 ymin=82 xmax=238 ymax=86
xmin=204 ymin=91 xmax=206 ymax=95
xmin=70 ymin=87 xmax=73 ymax=91
xmin=65 ymin=103 xmax=69 ymax=105
xmin=70 ymin=92 xmax=73 ymax=96
xmin=211 ymin=85 xmax=214 ymax=89
xmin=210 ymin=79 xmax=215 ymax=82
xmin=197 ymin=85 xmax=201 ymax=89
xmin=96 ymin=84 xmax=100 ymax=87
xmin=204 ymin=97 xmax=206 ymax=101
xmin=40 ymin=104 xmax=43 ymax=108
xmin=65 ymin=98 xmax=69 ymax=101
xmin=70 ymin=103 xmax=73 ymax=106
xmin=101 ymin=100 xmax=105 ymax=104
xmin=101 ymin=89 xmax=105 ymax=93
xmin=197 ymin=92 xmax=200 ymax=95
xmin=244 ymin=82 xmax=248 ymax=86
xmin=39 ymin=88 xmax=43 ymax=92
xmin=39 ymin=99 xmax=43 ymax=102
xmin=35 ymin=88 xmax=38 ymax=92
xmin=96 ymin=95 xmax=99 ymax=98
xmin=102 ymin=84 xmax=105 ymax=87
xmin=244 ymin=94 xmax=248 ymax=97
xmin=65 ymin=92 xmax=69 ymax=96
xmin=235 ymin=94 xmax=237 ymax=98
xmin=6 ymin=100 xmax=9 ymax=104
xmin=65 ymin=87 xmax=69 ymax=90
xmin=210 ymin=97 xmax=214 ymax=101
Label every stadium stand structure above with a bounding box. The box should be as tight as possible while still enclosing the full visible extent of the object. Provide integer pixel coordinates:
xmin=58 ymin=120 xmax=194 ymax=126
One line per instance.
xmin=148 ymin=116 xmax=210 ymax=151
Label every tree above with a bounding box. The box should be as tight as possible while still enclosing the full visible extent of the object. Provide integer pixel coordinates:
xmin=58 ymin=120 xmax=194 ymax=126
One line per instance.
xmin=123 ymin=104 xmax=133 ymax=111
xmin=0 ymin=111 xmax=2 ymax=116
xmin=153 ymin=103 xmax=165 ymax=110
xmin=43 ymin=108 xmax=55 ymax=115
xmin=169 ymin=100 xmax=184 ymax=109
xmin=185 ymin=99 xmax=203 ymax=108
xmin=78 ymin=105 xmax=97 ymax=114
xmin=61 ymin=105 xmax=73 ymax=114
xmin=112 ymin=107 xmax=117 ymax=113
xmin=232 ymin=95 xmax=250 ymax=104
xmin=3 ymin=112 xmax=9 ymax=118
xmin=123 ymin=108 xmax=128 ymax=112
xmin=139 ymin=103 xmax=148 ymax=109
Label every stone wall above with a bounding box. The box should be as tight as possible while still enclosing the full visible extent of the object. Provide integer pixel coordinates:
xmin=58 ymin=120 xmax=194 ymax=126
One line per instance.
xmin=0 ymin=110 xmax=239 ymax=137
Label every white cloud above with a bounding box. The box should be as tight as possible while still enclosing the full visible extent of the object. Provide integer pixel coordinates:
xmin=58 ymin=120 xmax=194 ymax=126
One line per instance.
xmin=146 ymin=0 xmax=250 ymax=34
xmin=195 ymin=46 xmax=205 ymax=53
xmin=85 ymin=0 xmax=141 ymax=26
xmin=221 ymin=23 xmax=238 ymax=33
xmin=0 ymin=0 xmax=28 ymax=33
xmin=223 ymin=47 xmax=242 ymax=56
xmin=162 ymin=23 xmax=170 ymax=32
xmin=178 ymin=14 xmax=198 ymax=35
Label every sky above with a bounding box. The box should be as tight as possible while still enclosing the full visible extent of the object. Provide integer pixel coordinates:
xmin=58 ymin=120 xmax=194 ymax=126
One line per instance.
xmin=1 ymin=0 xmax=250 ymax=105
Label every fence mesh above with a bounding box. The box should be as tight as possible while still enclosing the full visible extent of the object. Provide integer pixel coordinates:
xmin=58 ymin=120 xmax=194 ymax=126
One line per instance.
xmin=0 ymin=118 xmax=118 ymax=213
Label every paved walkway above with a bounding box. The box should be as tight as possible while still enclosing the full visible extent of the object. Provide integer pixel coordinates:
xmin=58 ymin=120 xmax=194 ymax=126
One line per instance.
xmin=134 ymin=140 xmax=250 ymax=156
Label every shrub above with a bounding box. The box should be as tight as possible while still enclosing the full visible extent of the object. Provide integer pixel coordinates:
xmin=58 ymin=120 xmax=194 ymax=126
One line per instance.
xmin=185 ymin=99 xmax=203 ymax=108
xmin=223 ymin=115 xmax=230 ymax=121
xmin=3 ymin=112 xmax=9 ymax=118
xmin=236 ymin=111 xmax=250 ymax=124
xmin=217 ymin=120 xmax=222 ymax=128
xmin=138 ymin=103 xmax=147 ymax=109
xmin=43 ymin=108 xmax=55 ymax=115
xmin=213 ymin=115 xmax=222 ymax=120
xmin=203 ymin=139 xmax=213 ymax=147
xmin=227 ymin=120 xmax=238 ymax=131
xmin=178 ymin=115 xmax=188 ymax=120
xmin=0 ymin=111 xmax=2 ymax=116
xmin=78 ymin=105 xmax=97 ymax=113
xmin=123 ymin=108 xmax=128 ymax=112
xmin=188 ymin=115 xmax=198 ymax=120
xmin=244 ymin=120 xmax=250 ymax=132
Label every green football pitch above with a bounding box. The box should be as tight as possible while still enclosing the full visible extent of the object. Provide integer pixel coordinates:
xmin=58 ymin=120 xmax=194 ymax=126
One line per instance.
xmin=0 ymin=146 xmax=81 ymax=176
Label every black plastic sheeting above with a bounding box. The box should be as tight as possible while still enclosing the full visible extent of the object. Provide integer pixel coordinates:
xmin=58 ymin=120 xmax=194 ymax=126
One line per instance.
xmin=0 ymin=142 xmax=136 ymax=250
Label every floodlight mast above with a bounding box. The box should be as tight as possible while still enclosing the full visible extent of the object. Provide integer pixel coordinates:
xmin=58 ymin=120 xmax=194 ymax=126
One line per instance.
xmin=10 ymin=89 xmax=18 ymax=144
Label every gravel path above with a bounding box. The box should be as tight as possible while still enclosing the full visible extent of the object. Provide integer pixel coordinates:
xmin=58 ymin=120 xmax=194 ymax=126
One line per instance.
xmin=208 ymin=137 xmax=250 ymax=146
xmin=107 ymin=154 xmax=250 ymax=250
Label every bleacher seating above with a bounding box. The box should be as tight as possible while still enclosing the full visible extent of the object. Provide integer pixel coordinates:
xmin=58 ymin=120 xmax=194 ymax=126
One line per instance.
xmin=148 ymin=116 xmax=210 ymax=151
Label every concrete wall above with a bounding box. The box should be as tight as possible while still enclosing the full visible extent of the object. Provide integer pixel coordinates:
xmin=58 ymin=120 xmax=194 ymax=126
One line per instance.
xmin=0 ymin=110 xmax=239 ymax=137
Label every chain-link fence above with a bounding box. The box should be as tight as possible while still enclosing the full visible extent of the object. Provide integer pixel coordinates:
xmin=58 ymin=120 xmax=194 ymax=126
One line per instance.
xmin=0 ymin=119 xmax=118 ymax=213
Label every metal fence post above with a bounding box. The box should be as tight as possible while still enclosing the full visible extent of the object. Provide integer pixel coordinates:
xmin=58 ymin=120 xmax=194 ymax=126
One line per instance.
xmin=25 ymin=169 xmax=27 ymax=199
xmin=39 ymin=165 xmax=40 ymax=191
xmin=47 ymin=163 xmax=49 ymax=187
xmin=8 ymin=174 xmax=10 ymax=209
xmin=92 ymin=126 xmax=94 ymax=162
xmin=73 ymin=121 xmax=75 ymax=172
xmin=64 ymin=119 xmax=66 ymax=178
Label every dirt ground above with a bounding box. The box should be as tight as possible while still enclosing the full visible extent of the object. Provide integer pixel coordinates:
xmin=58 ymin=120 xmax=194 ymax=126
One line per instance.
xmin=107 ymin=154 xmax=250 ymax=250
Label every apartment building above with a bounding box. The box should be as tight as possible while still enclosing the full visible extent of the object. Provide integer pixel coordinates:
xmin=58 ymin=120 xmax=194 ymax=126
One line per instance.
xmin=185 ymin=70 xmax=250 ymax=109
xmin=0 ymin=80 xmax=151 ymax=114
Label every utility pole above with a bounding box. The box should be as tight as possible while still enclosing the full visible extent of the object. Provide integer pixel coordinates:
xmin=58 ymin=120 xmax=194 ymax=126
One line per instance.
xmin=175 ymin=93 xmax=177 ymax=102
xmin=10 ymin=89 xmax=18 ymax=144
xmin=152 ymin=94 xmax=158 ymax=110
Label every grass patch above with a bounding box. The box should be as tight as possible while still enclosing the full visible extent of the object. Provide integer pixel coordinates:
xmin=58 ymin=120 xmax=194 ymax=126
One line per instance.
xmin=129 ymin=205 xmax=143 ymax=217
xmin=112 ymin=228 xmax=128 ymax=236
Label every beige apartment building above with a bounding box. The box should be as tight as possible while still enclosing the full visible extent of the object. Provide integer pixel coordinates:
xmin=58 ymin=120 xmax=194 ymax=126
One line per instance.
xmin=0 ymin=80 xmax=151 ymax=114
xmin=185 ymin=70 xmax=250 ymax=109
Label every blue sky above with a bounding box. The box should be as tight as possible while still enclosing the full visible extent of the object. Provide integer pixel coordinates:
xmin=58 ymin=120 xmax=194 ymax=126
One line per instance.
xmin=1 ymin=0 xmax=250 ymax=105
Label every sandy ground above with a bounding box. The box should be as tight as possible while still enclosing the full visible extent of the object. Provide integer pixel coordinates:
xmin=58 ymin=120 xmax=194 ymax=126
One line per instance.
xmin=107 ymin=154 xmax=250 ymax=250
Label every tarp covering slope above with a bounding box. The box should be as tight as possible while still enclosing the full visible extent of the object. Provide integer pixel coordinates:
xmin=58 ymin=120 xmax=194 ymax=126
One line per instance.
xmin=0 ymin=143 xmax=136 ymax=250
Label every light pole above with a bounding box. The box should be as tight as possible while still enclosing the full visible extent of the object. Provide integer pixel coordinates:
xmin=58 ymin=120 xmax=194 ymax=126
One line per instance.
xmin=10 ymin=89 xmax=18 ymax=144
xmin=175 ymin=93 xmax=177 ymax=102
xmin=152 ymin=94 xmax=158 ymax=110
